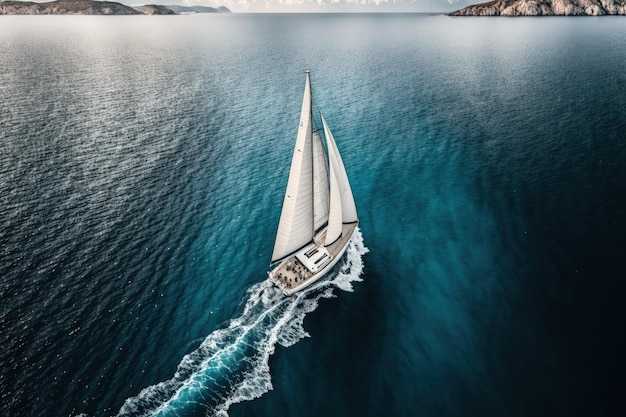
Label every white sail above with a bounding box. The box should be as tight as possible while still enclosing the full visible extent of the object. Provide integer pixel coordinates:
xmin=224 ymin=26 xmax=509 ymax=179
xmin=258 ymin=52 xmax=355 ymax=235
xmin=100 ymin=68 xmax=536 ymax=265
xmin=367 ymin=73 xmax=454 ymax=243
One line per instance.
xmin=312 ymin=130 xmax=330 ymax=231
xmin=322 ymin=115 xmax=358 ymax=224
xmin=323 ymin=115 xmax=343 ymax=245
xmin=271 ymin=73 xmax=315 ymax=262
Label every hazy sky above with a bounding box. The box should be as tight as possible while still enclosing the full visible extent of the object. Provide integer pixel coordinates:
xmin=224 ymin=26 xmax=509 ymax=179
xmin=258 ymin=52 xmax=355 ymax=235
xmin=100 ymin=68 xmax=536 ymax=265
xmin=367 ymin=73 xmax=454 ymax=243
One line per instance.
xmin=135 ymin=0 xmax=473 ymax=13
xmin=25 ymin=0 xmax=475 ymax=13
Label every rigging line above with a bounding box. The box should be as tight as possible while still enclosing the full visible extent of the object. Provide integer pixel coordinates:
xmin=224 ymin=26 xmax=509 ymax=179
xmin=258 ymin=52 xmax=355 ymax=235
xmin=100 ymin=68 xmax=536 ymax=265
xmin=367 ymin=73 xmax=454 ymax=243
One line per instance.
xmin=310 ymin=95 xmax=322 ymax=134
xmin=309 ymin=76 xmax=326 ymax=136
xmin=311 ymin=83 xmax=322 ymax=130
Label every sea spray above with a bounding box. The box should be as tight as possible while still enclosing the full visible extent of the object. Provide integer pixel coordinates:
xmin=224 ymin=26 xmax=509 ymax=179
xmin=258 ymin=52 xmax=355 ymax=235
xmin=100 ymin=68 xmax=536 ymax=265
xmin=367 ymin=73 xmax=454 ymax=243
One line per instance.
xmin=115 ymin=229 xmax=368 ymax=417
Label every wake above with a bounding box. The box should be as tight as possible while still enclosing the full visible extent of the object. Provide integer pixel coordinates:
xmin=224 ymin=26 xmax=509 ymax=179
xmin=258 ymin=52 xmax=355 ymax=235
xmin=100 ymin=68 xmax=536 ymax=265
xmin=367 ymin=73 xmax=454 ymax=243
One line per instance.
xmin=116 ymin=229 xmax=367 ymax=417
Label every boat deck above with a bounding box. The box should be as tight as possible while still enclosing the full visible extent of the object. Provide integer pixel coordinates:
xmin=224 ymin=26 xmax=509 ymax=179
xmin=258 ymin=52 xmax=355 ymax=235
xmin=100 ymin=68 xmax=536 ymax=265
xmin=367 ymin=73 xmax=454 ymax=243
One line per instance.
xmin=270 ymin=223 xmax=358 ymax=294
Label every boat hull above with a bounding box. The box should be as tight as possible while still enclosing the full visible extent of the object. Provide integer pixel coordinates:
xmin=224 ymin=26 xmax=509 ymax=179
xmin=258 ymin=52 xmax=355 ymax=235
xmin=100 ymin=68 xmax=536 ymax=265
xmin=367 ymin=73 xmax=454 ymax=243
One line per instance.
xmin=268 ymin=222 xmax=358 ymax=296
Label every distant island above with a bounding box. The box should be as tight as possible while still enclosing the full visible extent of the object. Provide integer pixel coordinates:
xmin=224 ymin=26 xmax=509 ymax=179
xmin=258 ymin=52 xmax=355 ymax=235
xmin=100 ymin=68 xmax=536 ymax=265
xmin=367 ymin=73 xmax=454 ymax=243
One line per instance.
xmin=0 ymin=0 xmax=232 ymax=15
xmin=163 ymin=4 xmax=231 ymax=13
xmin=449 ymin=0 xmax=626 ymax=15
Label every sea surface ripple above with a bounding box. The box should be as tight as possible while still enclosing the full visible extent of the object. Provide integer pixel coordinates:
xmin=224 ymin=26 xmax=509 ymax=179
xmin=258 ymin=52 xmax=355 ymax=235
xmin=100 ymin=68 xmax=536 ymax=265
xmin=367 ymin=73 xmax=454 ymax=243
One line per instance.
xmin=1 ymin=14 xmax=625 ymax=417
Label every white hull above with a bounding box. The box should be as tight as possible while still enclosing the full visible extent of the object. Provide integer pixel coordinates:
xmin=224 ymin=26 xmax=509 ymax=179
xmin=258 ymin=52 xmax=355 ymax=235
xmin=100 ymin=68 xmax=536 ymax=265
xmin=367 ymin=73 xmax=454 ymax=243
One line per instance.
xmin=269 ymin=223 xmax=358 ymax=295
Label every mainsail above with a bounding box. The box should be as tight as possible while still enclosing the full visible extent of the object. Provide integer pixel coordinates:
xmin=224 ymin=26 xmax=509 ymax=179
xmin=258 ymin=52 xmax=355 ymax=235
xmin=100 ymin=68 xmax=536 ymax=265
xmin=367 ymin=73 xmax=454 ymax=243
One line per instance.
xmin=271 ymin=73 xmax=315 ymax=263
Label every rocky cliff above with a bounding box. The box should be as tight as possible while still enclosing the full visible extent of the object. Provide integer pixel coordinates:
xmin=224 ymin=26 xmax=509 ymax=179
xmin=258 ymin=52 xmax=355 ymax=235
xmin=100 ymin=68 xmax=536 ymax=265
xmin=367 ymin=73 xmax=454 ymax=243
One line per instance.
xmin=0 ymin=0 xmax=140 ymax=14
xmin=449 ymin=0 xmax=626 ymax=15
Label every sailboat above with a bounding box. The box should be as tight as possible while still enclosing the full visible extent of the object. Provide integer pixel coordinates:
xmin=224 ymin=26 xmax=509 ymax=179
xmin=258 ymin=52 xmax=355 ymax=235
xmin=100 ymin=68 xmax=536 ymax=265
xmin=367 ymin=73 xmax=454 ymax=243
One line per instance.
xmin=268 ymin=71 xmax=359 ymax=296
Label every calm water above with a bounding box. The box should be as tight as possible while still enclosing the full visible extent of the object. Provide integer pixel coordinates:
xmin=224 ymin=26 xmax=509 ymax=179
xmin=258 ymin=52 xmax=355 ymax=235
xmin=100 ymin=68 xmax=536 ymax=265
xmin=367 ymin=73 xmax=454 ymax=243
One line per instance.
xmin=1 ymin=14 xmax=625 ymax=417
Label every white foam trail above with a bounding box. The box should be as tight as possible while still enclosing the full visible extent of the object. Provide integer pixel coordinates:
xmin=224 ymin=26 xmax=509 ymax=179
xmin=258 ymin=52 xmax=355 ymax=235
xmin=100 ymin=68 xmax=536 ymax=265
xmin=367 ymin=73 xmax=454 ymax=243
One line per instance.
xmin=116 ymin=229 xmax=368 ymax=417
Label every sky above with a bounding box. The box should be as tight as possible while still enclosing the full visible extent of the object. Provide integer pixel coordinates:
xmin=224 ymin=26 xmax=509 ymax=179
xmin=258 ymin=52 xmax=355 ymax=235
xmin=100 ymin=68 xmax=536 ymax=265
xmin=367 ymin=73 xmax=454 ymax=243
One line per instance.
xmin=23 ymin=0 xmax=474 ymax=13
xmin=127 ymin=0 xmax=473 ymax=13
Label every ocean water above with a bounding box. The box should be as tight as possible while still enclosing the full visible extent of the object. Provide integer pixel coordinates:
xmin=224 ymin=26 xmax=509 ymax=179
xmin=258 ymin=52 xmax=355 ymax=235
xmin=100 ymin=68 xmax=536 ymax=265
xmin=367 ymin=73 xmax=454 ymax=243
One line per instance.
xmin=1 ymin=13 xmax=625 ymax=417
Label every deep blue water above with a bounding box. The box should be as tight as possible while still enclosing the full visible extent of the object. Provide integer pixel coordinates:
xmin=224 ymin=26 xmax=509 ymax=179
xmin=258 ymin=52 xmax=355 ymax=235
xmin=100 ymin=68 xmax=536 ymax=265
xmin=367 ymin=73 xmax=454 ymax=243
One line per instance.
xmin=1 ymin=14 xmax=626 ymax=417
